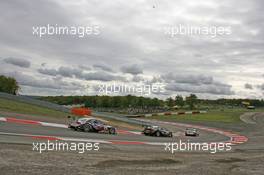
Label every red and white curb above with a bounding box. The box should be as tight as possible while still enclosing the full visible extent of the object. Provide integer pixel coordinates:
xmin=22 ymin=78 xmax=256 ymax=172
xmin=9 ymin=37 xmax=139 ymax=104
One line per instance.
xmin=0 ymin=117 xmax=7 ymax=122
xmin=135 ymin=119 xmax=248 ymax=145
xmin=0 ymin=117 xmax=141 ymax=135
xmin=143 ymin=111 xmax=207 ymax=117
xmin=0 ymin=132 xmax=164 ymax=145
xmin=0 ymin=117 xmax=67 ymax=128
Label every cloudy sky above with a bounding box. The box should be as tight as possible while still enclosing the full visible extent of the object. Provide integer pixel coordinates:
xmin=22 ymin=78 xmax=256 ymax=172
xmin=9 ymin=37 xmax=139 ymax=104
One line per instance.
xmin=0 ymin=0 xmax=263 ymax=99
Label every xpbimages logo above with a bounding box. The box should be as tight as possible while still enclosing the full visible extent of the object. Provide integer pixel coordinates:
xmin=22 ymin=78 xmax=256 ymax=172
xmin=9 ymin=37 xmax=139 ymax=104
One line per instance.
xmin=164 ymin=140 xmax=232 ymax=154
xmin=164 ymin=24 xmax=232 ymax=38
xmin=32 ymin=140 xmax=100 ymax=153
xmin=32 ymin=24 xmax=100 ymax=38
xmin=97 ymin=82 xmax=166 ymax=96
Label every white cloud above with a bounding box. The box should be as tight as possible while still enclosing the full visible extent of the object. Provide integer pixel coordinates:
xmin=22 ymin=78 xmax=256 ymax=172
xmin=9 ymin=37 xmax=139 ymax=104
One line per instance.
xmin=0 ymin=0 xmax=263 ymax=99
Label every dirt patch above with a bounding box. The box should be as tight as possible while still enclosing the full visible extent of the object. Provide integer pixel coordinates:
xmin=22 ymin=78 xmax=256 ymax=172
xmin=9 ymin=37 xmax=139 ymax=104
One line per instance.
xmin=1 ymin=143 xmax=264 ymax=175
xmin=94 ymin=159 xmax=181 ymax=168
xmin=215 ymin=157 xmax=246 ymax=163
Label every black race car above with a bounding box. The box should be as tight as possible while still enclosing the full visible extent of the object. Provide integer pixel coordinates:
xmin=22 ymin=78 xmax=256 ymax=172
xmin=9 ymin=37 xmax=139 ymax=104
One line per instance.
xmin=185 ymin=128 xmax=199 ymax=136
xmin=68 ymin=118 xmax=116 ymax=134
xmin=142 ymin=125 xmax=173 ymax=137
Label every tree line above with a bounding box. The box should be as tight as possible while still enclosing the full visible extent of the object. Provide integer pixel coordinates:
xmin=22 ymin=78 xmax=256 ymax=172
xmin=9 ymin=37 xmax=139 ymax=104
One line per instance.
xmin=40 ymin=94 xmax=201 ymax=110
xmin=40 ymin=95 xmax=165 ymax=108
xmin=40 ymin=94 xmax=264 ymax=109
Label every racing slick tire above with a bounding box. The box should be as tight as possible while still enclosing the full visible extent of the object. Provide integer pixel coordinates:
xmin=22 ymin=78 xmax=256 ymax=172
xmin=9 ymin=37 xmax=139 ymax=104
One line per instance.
xmin=83 ymin=124 xmax=92 ymax=132
xmin=108 ymin=128 xmax=116 ymax=135
xmin=155 ymin=131 xmax=161 ymax=137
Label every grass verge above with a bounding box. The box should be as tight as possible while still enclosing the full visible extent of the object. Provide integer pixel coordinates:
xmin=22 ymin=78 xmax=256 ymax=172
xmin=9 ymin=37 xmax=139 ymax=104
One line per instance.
xmin=145 ymin=109 xmax=260 ymax=123
xmin=0 ymin=98 xmax=69 ymax=118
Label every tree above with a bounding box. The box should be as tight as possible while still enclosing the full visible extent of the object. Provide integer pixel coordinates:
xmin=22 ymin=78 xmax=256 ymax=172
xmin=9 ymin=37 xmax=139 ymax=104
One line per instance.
xmin=175 ymin=95 xmax=184 ymax=107
xmin=0 ymin=75 xmax=20 ymax=95
xmin=101 ymin=96 xmax=110 ymax=107
xmin=151 ymin=98 xmax=160 ymax=107
xmin=185 ymin=94 xmax=198 ymax=110
xmin=166 ymin=97 xmax=175 ymax=107
xmin=111 ymin=96 xmax=122 ymax=108
xmin=85 ymin=96 xmax=97 ymax=108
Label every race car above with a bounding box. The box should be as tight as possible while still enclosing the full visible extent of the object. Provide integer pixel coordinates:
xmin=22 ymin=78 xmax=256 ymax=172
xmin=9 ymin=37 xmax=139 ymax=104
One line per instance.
xmin=68 ymin=118 xmax=116 ymax=134
xmin=185 ymin=128 xmax=199 ymax=136
xmin=142 ymin=125 xmax=173 ymax=137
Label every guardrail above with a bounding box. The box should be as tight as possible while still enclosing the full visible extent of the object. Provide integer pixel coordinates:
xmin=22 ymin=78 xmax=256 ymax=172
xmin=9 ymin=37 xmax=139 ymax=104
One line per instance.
xmin=93 ymin=112 xmax=152 ymax=126
xmin=142 ymin=111 xmax=208 ymax=117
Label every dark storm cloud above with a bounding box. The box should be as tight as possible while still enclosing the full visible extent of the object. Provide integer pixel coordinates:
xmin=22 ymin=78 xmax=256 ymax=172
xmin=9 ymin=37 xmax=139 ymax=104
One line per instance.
xmin=165 ymin=82 xmax=234 ymax=95
xmin=257 ymin=84 xmax=264 ymax=90
xmin=78 ymin=65 xmax=91 ymax=71
xmin=244 ymin=83 xmax=253 ymax=90
xmin=161 ymin=73 xmax=213 ymax=85
xmin=3 ymin=71 xmax=84 ymax=90
xmin=3 ymin=57 xmax=31 ymax=68
xmin=58 ymin=66 xmax=83 ymax=78
xmin=93 ymin=64 xmax=114 ymax=72
xmin=38 ymin=68 xmax=57 ymax=76
xmin=160 ymin=72 xmax=234 ymax=95
xmin=37 ymin=67 xmax=82 ymax=78
xmin=132 ymin=75 xmax=144 ymax=82
xmin=38 ymin=66 xmax=126 ymax=82
xmin=150 ymin=76 xmax=163 ymax=83
xmin=81 ymin=71 xmax=126 ymax=82
xmin=121 ymin=64 xmax=143 ymax=75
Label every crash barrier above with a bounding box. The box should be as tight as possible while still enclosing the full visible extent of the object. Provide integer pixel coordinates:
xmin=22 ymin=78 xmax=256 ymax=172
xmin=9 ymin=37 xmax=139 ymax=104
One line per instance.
xmin=71 ymin=107 xmax=92 ymax=116
xmin=125 ymin=115 xmax=142 ymax=118
xmin=92 ymin=112 xmax=152 ymax=126
xmin=0 ymin=92 xmax=70 ymax=113
xmin=144 ymin=111 xmax=207 ymax=117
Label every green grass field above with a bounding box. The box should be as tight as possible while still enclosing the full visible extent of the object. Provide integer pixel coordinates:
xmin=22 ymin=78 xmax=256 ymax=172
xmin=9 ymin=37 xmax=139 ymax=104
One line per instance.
xmin=0 ymin=98 xmax=70 ymax=118
xmin=146 ymin=108 xmax=264 ymax=123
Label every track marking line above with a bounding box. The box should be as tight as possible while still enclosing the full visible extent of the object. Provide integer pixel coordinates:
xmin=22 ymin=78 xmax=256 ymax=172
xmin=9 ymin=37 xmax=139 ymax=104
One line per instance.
xmin=40 ymin=122 xmax=68 ymax=128
xmin=0 ymin=117 xmax=7 ymax=122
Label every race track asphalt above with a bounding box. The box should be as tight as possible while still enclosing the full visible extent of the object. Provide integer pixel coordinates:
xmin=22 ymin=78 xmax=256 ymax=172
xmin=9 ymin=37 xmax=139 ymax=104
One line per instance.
xmin=0 ymin=111 xmax=229 ymax=147
xmin=1 ymin=111 xmax=264 ymax=175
